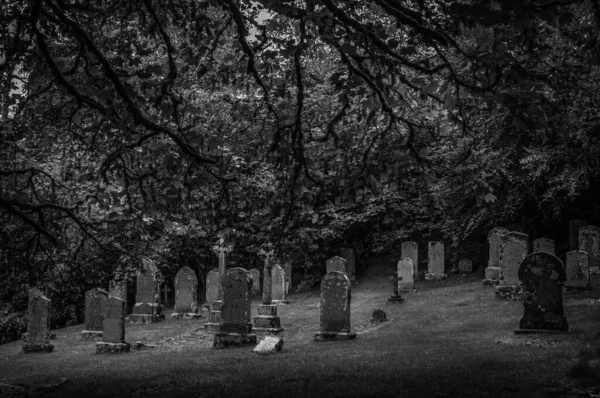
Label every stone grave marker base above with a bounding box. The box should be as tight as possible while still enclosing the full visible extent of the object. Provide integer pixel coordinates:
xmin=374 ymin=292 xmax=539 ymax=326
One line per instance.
xmin=314 ymin=331 xmax=357 ymax=342
xmin=485 ymin=266 xmax=501 ymax=280
xmin=387 ymin=295 xmax=405 ymax=304
xmin=128 ymin=313 xmax=165 ymax=324
xmin=495 ymin=285 xmax=524 ymax=300
xmin=96 ymin=341 xmax=131 ymax=354
xmin=271 ymin=299 xmax=289 ymax=305
xmin=22 ymin=331 xmax=56 ymax=341
xmin=425 ymin=273 xmax=446 ymax=281
xmin=253 ymin=304 xmax=284 ymax=336
xmin=213 ymin=332 xmax=257 ymax=348
xmin=81 ymin=330 xmax=103 ymax=340
xmin=171 ymin=312 xmax=202 ymax=320
xmin=22 ymin=342 xmax=54 ymax=353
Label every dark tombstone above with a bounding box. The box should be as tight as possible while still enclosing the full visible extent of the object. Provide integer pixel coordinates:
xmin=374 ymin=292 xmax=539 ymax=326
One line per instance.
xmin=371 ymin=308 xmax=387 ymax=324
xmin=22 ymin=289 xmax=54 ymax=353
xmin=271 ymin=264 xmax=287 ymax=303
xmin=82 ymin=288 xmax=108 ymax=340
xmin=340 ymin=248 xmax=356 ymax=281
xmin=515 ymin=253 xmax=568 ymax=333
xmin=565 ymin=250 xmax=589 ymax=289
xmin=314 ymin=271 xmax=357 ymax=341
xmin=579 ymin=226 xmax=600 ymax=289
xmin=249 ymin=268 xmax=261 ymax=295
xmin=129 ymin=258 xmax=164 ymax=324
xmin=172 ymin=266 xmax=200 ymax=319
xmin=426 ymin=241 xmax=445 ymax=279
xmin=96 ymin=297 xmax=130 ymax=353
xmin=485 ymin=227 xmax=508 ymax=280
xmin=458 ymin=259 xmax=473 ymax=273
xmin=570 ymin=219 xmax=587 ymax=251
xmin=326 ymin=256 xmax=347 ymax=274
xmin=533 ymin=238 xmax=555 ymax=255
xmin=214 ymin=268 xmax=257 ymax=348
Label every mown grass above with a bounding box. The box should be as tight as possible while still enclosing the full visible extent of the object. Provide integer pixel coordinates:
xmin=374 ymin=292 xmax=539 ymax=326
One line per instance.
xmin=1 ymin=260 xmax=599 ymax=397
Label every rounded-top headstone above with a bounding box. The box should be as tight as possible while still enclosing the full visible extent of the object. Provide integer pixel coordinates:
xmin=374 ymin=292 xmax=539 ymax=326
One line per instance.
xmin=174 ymin=266 xmax=198 ymax=313
xmin=326 ymin=256 xmax=348 ymax=274
xmin=271 ymin=264 xmax=286 ymax=302
xmin=205 ymin=269 xmax=220 ymax=305
xmin=397 ymin=258 xmax=414 ymax=291
xmin=249 ymin=268 xmax=261 ymax=293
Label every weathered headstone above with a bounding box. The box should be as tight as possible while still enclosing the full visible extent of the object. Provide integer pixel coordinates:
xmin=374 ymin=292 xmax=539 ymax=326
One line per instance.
xmin=533 ymin=238 xmax=555 ymax=255
xmin=326 ymin=256 xmax=347 ymax=274
xmin=254 ymin=247 xmax=284 ymax=336
xmin=81 ymin=288 xmax=108 ymax=340
xmin=579 ymin=226 xmax=600 ymax=288
xmin=397 ymin=258 xmax=414 ymax=292
xmin=485 ymin=227 xmax=509 ymax=280
xmin=458 ymin=259 xmax=473 ymax=273
xmin=96 ymin=297 xmax=130 ymax=353
xmin=22 ymin=289 xmax=53 ymax=353
xmin=249 ymin=268 xmax=261 ymax=295
xmin=426 ymin=241 xmax=445 ymax=279
xmin=499 ymin=232 xmax=529 ymax=286
xmin=172 ymin=266 xmax=200 ymax=318
xmin=205 ymin=269 xmax=220 ymax=305
xmin=570 ymin=219 xmax=587 ymax=250
xmin=108 ymin=280 xmax=127 ymax=303
xmin=271 ymin=264 xmax=287 ymax=303
xmin=129 ymin=258 xmax=164 ymax=324
xmin=401 ymin=241 xmax=418 ymax=274
xmin=515 ymin=252 xmax=568 ymax=333
xmin=340 ymin=247 xmax=356 ymax=281
xmin=213 ymin=268 xmax=257 ymax=348
xmin=283 ymin=261 xmax=292 ymax=294
xmin=565 ymin=250 xmax=589 ymax=289
xmin=314 ymin=271 xmax=356 ymax=341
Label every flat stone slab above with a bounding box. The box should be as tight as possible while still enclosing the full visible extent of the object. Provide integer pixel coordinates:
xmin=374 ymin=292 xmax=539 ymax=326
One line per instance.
xmin=252 ymin=336 xmax=283 ymax=355
xmin=96 ymin=341 xmax=130 ymax=354
xmin=314 ymin=331 xmax=357 ymax=342
xmin=22 ymin=343 xmax=54 ymax=353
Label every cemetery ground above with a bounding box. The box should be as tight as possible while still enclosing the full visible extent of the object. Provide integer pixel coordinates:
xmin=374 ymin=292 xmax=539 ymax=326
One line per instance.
xmin=1 ymin=259 xmax=600 ymax=397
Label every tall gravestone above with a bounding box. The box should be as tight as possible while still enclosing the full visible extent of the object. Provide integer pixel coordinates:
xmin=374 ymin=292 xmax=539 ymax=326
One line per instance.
xmin=214 ymin=268 xmax=257 ymax=348
xmin=485 ymin=227 xmax=509 ymax=280
xmin=22 ymin=289 xmax=53 ymax=353
xmin=129 ymin=259 xmax=164 ymax=324
xmin=499 ymin=232 xmax=529 ymax=286
xmin=565 ymin=250 xmax=589 ymax=289
xmin=397 ymin=258 xmax=415 ymax=292
xmin=172 ymin=266 xmax=200 ymax=319
xmin=533 ymin=238 xmax=555 ymax=255
xmin=254 ymin=246 xmax=284 ymax=336
xmin=340 ymin=248 xmax=356 ymax=281
xmin=271 ymin=264 xmax=287 ymax=303
xmin=570 ymin=219 xmax=587 ymax=250
xmin=426 ymin=241 xmax=445 ymax=279
xmin=401 ymin=241 xmax=418 ymax=274
xmin=459 ymin=259 xmax=473 ymax=273
xmin=579 ymin=225 xmax=600 ymax=289
xmin=283 ymin=261 xmax=292 ymax=294
xmin=515 ymin=252 xmax=568 ymax=333
xmin=81 ymin=288 xmax=108 ymax=340
xmin=315 ymin=271 xmax=356 ymax=341
xmin=96 ymin=297 xmax=130 ymax=353
xmin=249 ymin=268 xmax=261 ymax=295
xmin=205 ymin=240 xmax=233 ymax=333
xmin=205 ymin=269 xmax=220 ymax=305
xmin=326 ymin=256 xmax=348 ymax=274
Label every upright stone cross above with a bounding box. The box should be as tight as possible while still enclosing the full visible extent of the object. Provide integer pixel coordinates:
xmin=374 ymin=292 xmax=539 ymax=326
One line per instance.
xmin=212 ymin=237 xmax=233 ymax=301
xmin=253 ymin=243 xmax=283 ymax=336
xmin=258 ymin=244 xmax=275 ymax=305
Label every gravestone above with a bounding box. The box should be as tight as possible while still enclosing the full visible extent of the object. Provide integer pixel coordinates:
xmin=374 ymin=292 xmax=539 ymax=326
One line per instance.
xmin=397 ymin=258 xmax=414 ymax=292
xmin=426 ymin=241 xmax=445 ymax=279
xmin=515 ymin=252 xmax=568 ymax=333
xmin=254 ymin=247 xmax=284 ymax=336
xmin=81 ymin=288 xmax=108 ymax=340
xmin=22 ymin=289 xmax=53 ymax=353
xmin=326 ymin=256 xmax=347 ymax=274
xmin=499 ymin=232 xmax=529 ymax=286
xmin=172 ymin=266 xmax=200 ymax=319
xmin=579 ymin=226 xmax=600 ymax=289
xmin=205 ymin=269 xmax=220 ymax=305
xmin=283 ymin=261 xmax=292 ymax=294
xmin=108 ymin=280 xmax=127 ymax=304
xmin=485 ymin=227 xmax=509 ymax=280
xmin=96 ymin=297 xmax=130 ymax=353
xmin=401 ymin=241 xmax=418 ymax=273
xmin=458 ymin=259 xmax=473 ymax=273
xmin=565 ymin=250 xmax=589 ymax=289
xmin=570 ymin=219 xmax=587 ymax=250
xmin=340 ymin=247 xmax=356 ymax=281
xmin=271 ymin=264 xmax=287 ymax=303
xmin=533 ymin=238 xmax=555 ymax=255
xmin=129 ymin=259 xmax=164 ymax=324
xmin=314 ymin=271 xmax=356 ymax=341
xmin=214 ymin=268 xmax=257 ymax=348
xmin=249 ymin=268 xmax=261 ymax=295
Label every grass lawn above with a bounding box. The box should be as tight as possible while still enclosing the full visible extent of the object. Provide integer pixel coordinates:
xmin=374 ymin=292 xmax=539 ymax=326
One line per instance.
xmin=1 ymin=259 xmax=599 ymax=397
